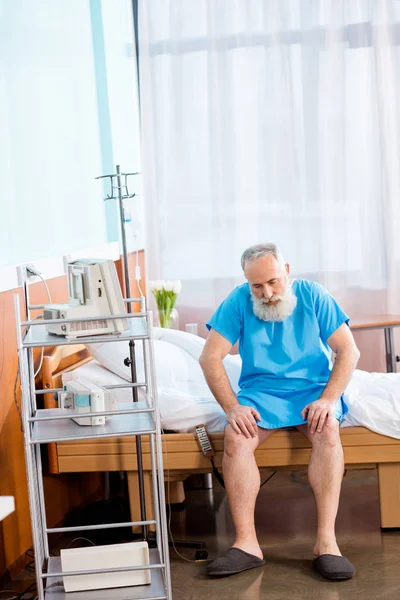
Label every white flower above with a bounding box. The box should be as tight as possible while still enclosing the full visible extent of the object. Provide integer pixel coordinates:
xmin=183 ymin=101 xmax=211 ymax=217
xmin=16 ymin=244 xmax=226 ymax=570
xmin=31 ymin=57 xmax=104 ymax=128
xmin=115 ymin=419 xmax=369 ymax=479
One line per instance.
xmin=152 ymin=279 xmax=165 ymax=291
xmin=148 ymin=279 xmax=181 ymax=294
xmin=173 ymin=280 xmax=182 ymax=294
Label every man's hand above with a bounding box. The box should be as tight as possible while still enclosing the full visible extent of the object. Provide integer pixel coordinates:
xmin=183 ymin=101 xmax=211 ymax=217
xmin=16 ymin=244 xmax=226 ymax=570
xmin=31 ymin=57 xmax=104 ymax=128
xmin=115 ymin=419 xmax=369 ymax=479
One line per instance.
xmin=226 ymin=405 xmax=261 ymax=438
xmin=301 ymin=398 xmax=337 ymax=434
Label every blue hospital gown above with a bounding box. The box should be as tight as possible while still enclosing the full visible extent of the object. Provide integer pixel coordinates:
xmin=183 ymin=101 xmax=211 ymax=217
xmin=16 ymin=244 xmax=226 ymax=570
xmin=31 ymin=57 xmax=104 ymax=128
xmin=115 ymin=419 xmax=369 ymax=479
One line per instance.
xmin=206 ymin=279 xmax=349 ymax=429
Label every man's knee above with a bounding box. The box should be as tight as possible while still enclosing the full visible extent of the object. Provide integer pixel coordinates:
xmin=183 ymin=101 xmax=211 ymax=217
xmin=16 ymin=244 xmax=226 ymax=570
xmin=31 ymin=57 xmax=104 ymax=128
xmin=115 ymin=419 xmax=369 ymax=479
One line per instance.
xmin=311 ymin=422 xmax=341 ymax=449
xmin=224 ymin=424 xmax=258 ymax=458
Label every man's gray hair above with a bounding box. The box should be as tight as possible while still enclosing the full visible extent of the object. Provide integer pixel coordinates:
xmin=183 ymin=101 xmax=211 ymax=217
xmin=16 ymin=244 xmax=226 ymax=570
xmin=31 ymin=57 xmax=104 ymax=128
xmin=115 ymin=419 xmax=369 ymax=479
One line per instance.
xmin=241 ymin=243 xmax=286 ymax=271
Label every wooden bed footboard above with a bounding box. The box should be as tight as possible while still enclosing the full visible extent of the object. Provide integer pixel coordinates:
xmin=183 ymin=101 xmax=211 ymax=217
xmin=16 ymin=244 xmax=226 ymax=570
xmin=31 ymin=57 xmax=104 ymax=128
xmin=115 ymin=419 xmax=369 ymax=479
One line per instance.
xmin=54 ymin=428 xmax=400 ymax=530
xmin=39 ymin=345 xmax=400 ymax=532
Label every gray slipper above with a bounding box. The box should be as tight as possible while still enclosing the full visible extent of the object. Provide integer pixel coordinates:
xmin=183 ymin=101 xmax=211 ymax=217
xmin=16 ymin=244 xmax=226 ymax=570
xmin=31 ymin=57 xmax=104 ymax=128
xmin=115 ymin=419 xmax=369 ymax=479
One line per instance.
xmin=207 ymin=547 xmax=266 ymax=577
xmin=312 ymin=554 xmax=355 ymax=580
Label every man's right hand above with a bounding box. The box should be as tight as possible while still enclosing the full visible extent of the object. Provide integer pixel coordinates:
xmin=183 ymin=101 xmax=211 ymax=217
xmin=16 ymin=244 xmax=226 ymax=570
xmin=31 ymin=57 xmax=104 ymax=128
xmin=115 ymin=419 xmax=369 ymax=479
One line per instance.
xmin=226 ymin=405 xmax=261 ymax=438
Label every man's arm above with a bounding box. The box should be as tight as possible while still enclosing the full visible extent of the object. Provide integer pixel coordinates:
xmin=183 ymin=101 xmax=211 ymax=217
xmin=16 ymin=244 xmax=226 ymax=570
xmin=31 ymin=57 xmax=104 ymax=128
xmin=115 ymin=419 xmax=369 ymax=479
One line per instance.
xmin=301 ymin=323 xmax=360 ymax=434
xmin=199 ymin=329 xmax=261 ymax=438
xmin=321 ymin=322 xmax=360 ymax=402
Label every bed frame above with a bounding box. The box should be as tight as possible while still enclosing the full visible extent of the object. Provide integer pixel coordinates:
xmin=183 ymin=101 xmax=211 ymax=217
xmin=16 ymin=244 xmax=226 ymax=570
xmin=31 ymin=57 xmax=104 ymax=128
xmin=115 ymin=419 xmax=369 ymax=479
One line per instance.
xmin=39 ymin=346 xmax=400 ymax=531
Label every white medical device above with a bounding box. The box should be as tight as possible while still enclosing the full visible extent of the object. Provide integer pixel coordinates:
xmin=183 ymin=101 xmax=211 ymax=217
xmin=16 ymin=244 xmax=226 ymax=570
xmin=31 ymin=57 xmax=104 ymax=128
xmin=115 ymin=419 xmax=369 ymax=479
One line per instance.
xmin=44 ymin=258 xmax=128 ymax=339
xmin=59 ymin=380 xmax=115 ymax=426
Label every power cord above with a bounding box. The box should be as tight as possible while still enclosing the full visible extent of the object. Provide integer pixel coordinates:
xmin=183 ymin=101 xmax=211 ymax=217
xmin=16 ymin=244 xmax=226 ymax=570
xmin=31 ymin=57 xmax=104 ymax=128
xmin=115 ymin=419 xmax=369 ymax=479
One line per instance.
xmin=260 ymin=470 xmax=276 ymax=488
xmin=66 ymin=537 xmax=96 ymax=548
xmin=14 ymin=368 xmax=24 ymax=433
xmin=25 ymin=548 xmax=36 ymax=572
xmin=14 ymin=266 xmax=53 ymax=431
xmin=24 ymin=548 xmax=56 ymax=573
xmin=25 ymin=266 xmax=52 ymax=379
xmin=161 ymin=427 xmax=204 ymax=564
xmin=14 ymin=315 xmax=45 ymax=434
xmin=209 ymin=457 xmax=225 ymax=488
xmin=25 ymin=266 xmax=52 ymax=304
xmin=25 ymin=540 xmax=93 ymax=568
xmin=22 ymin=541 xmax=95 ymax=596
xmin=0 ymin=580 xmax=37 ymax=600
xmin=135 ymin=262 xmax=144 ymax=297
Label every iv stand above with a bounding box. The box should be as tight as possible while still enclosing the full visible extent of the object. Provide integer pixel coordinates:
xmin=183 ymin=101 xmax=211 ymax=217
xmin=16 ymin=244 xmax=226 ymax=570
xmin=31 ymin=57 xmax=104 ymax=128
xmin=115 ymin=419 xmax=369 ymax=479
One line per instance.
xmin=96 ymin=165 xmax=148 ymax=539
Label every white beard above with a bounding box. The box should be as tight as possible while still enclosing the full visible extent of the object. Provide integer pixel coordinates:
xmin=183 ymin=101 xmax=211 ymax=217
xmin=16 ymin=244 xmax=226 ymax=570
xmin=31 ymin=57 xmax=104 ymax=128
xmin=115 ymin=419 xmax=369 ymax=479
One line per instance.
xmin=251 ymin=281 xmax=297 ymax=322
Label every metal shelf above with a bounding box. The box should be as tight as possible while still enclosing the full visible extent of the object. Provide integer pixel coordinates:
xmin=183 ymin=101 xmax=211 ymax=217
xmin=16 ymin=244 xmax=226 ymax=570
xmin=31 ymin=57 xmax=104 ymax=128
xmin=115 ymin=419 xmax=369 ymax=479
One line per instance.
xmin=22 ymin=319 xmax=148 ymax=348
xmin=44 ymin=550 xmax=167 ymax=600
xmin=30 ymin=403 xmax=156 ymax=444
xmin=14 ymin=288 xmax=172 ymax=600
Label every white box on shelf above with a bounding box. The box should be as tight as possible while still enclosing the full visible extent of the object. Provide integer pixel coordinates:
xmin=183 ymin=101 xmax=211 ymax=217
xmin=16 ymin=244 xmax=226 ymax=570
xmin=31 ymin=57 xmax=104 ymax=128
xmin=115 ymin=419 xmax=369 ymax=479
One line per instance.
xmin=60 ymin=541 xmax=151 ymax=593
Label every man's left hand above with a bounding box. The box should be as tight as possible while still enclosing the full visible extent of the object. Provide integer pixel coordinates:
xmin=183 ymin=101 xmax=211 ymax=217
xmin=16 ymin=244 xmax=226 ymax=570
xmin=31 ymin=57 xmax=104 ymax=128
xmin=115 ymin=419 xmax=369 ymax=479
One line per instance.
xmin=301 ymin=398 xmax=337 ymax=434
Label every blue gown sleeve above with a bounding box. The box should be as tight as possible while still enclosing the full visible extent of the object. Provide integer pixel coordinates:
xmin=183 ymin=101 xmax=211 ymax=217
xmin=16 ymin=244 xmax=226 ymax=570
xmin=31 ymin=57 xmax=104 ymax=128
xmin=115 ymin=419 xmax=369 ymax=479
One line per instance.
xmin=206 ymin=287 xmax=242 ymax=345
xmin=311 ymin=282 xmax=350 ymax=344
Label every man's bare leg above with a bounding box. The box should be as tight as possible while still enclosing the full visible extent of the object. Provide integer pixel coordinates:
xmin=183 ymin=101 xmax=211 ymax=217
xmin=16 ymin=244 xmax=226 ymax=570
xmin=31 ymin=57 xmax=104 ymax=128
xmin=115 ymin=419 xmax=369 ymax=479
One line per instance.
xmin=223 ymin=424 xmax=275 ymax=558
xmin=296 ymin=420 xmax=344 ymax=557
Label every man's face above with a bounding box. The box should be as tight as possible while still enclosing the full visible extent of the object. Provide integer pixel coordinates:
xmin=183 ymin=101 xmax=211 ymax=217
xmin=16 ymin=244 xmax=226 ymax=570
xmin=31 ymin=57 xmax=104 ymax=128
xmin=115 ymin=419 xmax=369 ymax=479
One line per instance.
xmin=244 ymin=255 xmax=296 ymax=322
xmin=244 ymin=255 xmax=289 ymax=302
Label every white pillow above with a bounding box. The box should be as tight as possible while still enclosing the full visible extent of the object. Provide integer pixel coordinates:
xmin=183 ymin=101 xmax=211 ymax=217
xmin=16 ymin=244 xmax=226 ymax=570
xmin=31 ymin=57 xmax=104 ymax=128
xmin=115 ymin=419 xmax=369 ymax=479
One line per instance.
xmin=153 ymin=327 xmax=206 ymax=361
xmin=153 ymin=327 xmax=241 ymax=393
xmin=85 ymin=330 xmax=242 ymax=433
xmin=62 ymin=360 xmax=139 ymax=403
xmin=86 ymin=339 xmax=211 ymax=396
xmin=85 ymin=339 xmax=229 ymax=432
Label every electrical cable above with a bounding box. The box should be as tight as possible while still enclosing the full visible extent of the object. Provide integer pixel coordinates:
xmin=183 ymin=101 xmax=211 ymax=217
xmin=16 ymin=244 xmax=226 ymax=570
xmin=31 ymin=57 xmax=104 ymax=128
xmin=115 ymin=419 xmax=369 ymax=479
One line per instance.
xmin=14 ymin=315 xmax=45 ymax=433
xmin=27 ymin=268 xmax=52 ymax=379
xmin=260 ymin=471 xmax=276 ymax=488
xmin=209 ymin=457 xmax=225 ymax=488
xmin=14 ymin=267 xmax=53 ymax=431
xmin=33 ymin=351 xmax=44 ymax=380
xmin=24 ymin=548 xmax=55 ymax=574
xmin=43 ymin=581 xmax=63 ymax=593
xmin=135 ymin=255 xmax=144 ymax=297
xmin=66 ymin=537 xmax=96 ymax=548
xmin=19 ymin=581 xmax=37 ymax=599
xmin=26 ymin=268 xmax=52 ymax=304
xmin=14 ymin=367 xmax=24 ymax=433
xmin=161 ymin=426 xmax=204 ymax=564
xmin=0 ymin=580 xmax=37 ymax=600
xmin=22 ymin=544 xmax=86 ymax=596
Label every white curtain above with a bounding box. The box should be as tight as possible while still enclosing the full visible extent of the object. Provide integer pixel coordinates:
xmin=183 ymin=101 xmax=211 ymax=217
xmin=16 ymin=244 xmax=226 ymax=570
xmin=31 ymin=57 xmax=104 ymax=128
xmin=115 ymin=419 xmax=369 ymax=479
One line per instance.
xmin=139 ymin=0 xmax=400 ymax=367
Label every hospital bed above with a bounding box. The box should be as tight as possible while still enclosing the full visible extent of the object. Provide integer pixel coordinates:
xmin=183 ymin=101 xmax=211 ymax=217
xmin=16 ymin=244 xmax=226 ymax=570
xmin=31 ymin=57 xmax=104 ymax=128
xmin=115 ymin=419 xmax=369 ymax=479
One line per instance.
xmin=39 ymin=343 xmax=400 ymax=532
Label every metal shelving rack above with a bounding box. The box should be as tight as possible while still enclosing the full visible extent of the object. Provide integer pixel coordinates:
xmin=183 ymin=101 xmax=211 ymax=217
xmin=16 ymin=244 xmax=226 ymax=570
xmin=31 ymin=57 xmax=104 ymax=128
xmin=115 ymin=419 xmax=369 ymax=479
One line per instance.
xmin=14 ymin=296 xmax=172 ymax=600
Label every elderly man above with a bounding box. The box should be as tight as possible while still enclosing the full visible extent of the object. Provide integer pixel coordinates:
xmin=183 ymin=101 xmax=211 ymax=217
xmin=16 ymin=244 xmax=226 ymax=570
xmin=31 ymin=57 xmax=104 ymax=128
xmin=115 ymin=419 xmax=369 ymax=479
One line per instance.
xmin=199 ymin=243 xmax=360 ymax=580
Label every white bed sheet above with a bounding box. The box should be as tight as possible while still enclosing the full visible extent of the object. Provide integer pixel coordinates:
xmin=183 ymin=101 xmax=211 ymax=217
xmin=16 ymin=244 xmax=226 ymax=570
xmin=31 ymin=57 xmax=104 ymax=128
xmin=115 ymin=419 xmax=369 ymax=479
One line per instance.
xmin=62 ymin=329 xmax=400 ymax=438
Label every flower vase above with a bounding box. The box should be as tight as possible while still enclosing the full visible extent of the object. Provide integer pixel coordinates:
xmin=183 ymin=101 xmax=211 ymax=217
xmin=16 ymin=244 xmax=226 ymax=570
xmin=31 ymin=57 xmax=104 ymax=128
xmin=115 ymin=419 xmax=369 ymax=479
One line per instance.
xmin=157 ymin=307 xmax=179 ymax=329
